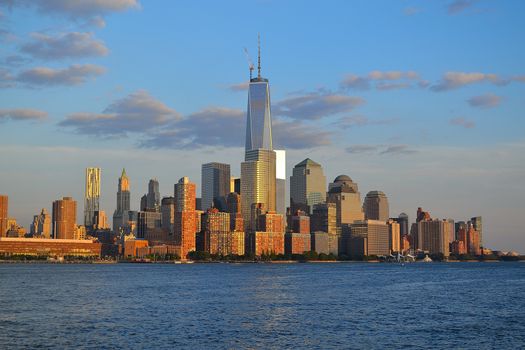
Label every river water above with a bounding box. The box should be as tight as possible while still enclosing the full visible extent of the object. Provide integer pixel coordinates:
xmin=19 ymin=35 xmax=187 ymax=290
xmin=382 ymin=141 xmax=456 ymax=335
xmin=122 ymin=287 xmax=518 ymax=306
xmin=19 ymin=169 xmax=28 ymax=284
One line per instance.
xmin=0 ymin=262 xmax=524 ymax=349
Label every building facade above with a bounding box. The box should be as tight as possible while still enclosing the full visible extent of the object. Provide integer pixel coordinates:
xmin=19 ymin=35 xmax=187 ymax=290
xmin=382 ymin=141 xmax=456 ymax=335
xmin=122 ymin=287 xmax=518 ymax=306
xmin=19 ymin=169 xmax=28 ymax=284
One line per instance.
xmin=113 ymin=168 xmax=131 ymax=233
xmin=0 ymin=195 xmax=7 ymax=237
xmin=30 ymin=208 xmax=51 ymax=238
xmin=84 ymin=167 xmax=101 ymax=228
xmin=52 ymin=197 xmax=77 ymax=239
xmin=201 ymin=162 xmax=231 ymax=211
xmin=363 ymin=191 xmax=389 ymax=222
xmin=290 ymin=158 xmax=326 ymax=214
xmin=327 ymin=175 xmax=364 ymax=227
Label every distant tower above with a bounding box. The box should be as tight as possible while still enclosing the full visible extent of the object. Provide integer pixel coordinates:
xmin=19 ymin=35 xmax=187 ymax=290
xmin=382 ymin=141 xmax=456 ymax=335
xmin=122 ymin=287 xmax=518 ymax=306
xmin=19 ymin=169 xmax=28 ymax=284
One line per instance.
xmin=113 ymin=168 xmax=131 ymax=233
xmin=241 ymin=35 xmax=277 ymax=230
xmin=397 ymin=212 xmax=409 ymax=236
xmin=174 ymin=177 xmax=197 ymax=259
xmin=0 ymin=194 xmax=8 ymax=237
xmin=290 ymin=158 xmax=327 ymax=214
xmin=201 ymin=162 xmax=231 ymax=211
xmin=84 ymin=167 xmax=101 ymax=227
xmin=363 ymin=191 xmax=389 ymax=222
xmin=327 ymin=175 xmax=364 ymax=227
xmin=30 ymin=208 xmax=51 ymax=238
xmin=53 ymin=197 xmax=77 ymax=239
xmin=146 ymin=179 xmax=161 ymax=212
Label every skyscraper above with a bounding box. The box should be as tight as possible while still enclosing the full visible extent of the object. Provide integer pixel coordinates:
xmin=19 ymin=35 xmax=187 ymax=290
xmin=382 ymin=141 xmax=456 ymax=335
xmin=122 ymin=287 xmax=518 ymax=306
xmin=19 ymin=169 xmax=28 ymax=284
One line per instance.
xmin=470 ymin=216 xmax=483 ymax=246
xmin=201 ymin=162 xmax=231 ymax=211
xmin=397 ymin=213 xmax=409 ymax=236
xmin=241 ymin=149 xmax=276 ymax=230
xmin=53 ymin=197 xmax=77 ymax=239
xmin=245 ymin=36 xmax=272 ymax=152
xmin=84 ymin=167 xmax=101 ymax=227
xmin=327 ymin=175 xmax=365 ymax=227
xmin=174 ymin=177 xmax=197 ymax=259
xmin=0 ymin=194 xmax=8 ymax=237
xmin=290 ymin=158 xmax=327 ymax=214
xmin=146 ymin=179 xmax=160 ymax=212
xmin=31 ymin=208 xmax=51 ymax=238
xmin=113 ymin=168 xmax=131 ymax=233
xmin=363 ymin=191 xmax=389 ymax=222
xmin=241 ymin=36 xmax=277 ymax=231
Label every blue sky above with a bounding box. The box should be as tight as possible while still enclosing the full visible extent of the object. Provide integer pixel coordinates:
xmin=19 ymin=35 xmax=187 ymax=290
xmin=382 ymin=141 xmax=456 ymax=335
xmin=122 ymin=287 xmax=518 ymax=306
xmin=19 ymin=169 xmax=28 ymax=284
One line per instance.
xmin=0 ymin=0 xmax=524 ymax=252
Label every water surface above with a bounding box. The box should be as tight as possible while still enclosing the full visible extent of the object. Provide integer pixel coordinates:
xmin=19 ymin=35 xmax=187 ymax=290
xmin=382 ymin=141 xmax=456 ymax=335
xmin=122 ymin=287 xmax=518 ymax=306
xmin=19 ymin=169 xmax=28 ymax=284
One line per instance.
xmin=1 ymin=262 xmax=524 ymax=349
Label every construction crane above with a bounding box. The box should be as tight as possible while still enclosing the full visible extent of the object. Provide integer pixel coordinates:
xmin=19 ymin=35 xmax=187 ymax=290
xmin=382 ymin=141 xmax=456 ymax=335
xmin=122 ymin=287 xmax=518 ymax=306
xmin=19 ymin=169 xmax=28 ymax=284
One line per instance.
xmin=243 ymin=47 xmax=255 ymax=80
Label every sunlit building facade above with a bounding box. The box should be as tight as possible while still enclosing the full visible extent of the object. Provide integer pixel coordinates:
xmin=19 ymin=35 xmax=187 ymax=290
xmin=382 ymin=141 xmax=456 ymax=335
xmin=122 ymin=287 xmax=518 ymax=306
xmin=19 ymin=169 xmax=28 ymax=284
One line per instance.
xmin=290 ymin=158 xmax=327 ymax=214
xmin=52 ymin=197 xmax=77 ymax=239
xmin=84 ymin=167 xmax=101 ymax=228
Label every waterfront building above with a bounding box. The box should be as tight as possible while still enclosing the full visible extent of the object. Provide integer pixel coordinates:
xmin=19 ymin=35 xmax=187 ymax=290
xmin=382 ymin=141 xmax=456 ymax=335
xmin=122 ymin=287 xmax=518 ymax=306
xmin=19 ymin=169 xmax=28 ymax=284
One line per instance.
xmin=74 ymin=225 xmax=87 ymax=240
xmin=467 ymin=224 xmax=481 ymax=256
xmin=84 ymin=167 xmax=101 ymax=228
xmin=201 ymin=162 xmax=231 ymax=211
xmin=363 ymin=191 xmax=389 ymax=222
xmin=310 ymin=231 xmax=339 ymax=256
xmin=30 ymin=208 xmax=51 ymax=238
xmin=416 ymin=219 xmax=452 ymax=257
xmin=0 ymin=194 xmax=7 ymax=237
xmin=327 ymin=175 xmax=365 ymax=227
xmin=345 ymin=220 xmax=390 ymax=257
xmin=247 ymin=211 xmax=285 ymax=256
xmin=113 ymin=168 xmax=131 ymax=233
xmin=470 ymin=216 xmax=483 ymax=246
xmin=290 ymin=158 xmax=326 ymax=214
xmin=0 ymin=237 xmax=102 ymax=257
xmin=285 ymin=232 xmax=311 ymax=255
xmin=52 ymin=197 xmax=77 ymax=239
xmin=123 ymin=239 xmax=149 ymax=258
xmin=387 ymin=219 xmax=400 ymax=253
xmin=174 ymin=177 xmax=198 ymax=259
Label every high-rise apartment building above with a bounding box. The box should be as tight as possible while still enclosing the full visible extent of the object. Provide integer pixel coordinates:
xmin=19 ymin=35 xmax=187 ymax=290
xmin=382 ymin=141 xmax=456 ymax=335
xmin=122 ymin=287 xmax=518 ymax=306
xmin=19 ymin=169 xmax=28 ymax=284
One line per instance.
xmin=113 ymin=168 xmax=131 ymax=233
xmin=0 ymin=195 xmax=8 ymax=237
xmin=327 ymin=175 xmax=364 ymax=227
xmin=363 ymin=191 xmax=389 ymax=222
xmin=84 ymin=167 xmax=101 ymax=228
xmin=174 ymin=177 xmax=197 ymax=259
xmin=290 ymin=158 xmax=326 ymax=214
xmin=30 ymin=208 xmax=51 ymax=238
xmin=52 ymin=197 xmax=77 ymax=239
xmin=201 ymin=162 xmax=231 ymax=211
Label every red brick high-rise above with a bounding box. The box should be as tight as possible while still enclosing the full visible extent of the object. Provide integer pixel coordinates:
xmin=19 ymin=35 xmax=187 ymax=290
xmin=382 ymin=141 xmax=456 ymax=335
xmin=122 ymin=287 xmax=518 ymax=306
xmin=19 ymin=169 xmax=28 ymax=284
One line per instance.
xmin=0 ymin=195 xmax=7 ymax=238
xmin=52 ymin=197 xmax=77 ymax=239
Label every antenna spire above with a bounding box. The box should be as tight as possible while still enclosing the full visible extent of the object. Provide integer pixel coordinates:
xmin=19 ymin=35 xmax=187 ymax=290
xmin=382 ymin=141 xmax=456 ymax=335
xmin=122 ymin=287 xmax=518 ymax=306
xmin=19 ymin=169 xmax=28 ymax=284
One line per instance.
xmin=257 ymin=33 xmax=261 ymax=79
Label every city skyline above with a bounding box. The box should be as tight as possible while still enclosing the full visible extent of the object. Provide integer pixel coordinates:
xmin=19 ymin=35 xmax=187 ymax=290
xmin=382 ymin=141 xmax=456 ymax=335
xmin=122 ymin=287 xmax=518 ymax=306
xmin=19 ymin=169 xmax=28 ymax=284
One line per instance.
xmin=0 ymin=1 xmax=524 ymax=252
